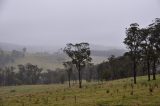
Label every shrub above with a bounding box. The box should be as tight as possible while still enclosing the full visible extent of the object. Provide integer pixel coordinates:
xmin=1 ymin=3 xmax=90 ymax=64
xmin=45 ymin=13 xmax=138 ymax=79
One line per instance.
xmin=106 ymin=89 xmax=110 ymax=94
xmin=10 ymin=89 xmax=16 ymax=93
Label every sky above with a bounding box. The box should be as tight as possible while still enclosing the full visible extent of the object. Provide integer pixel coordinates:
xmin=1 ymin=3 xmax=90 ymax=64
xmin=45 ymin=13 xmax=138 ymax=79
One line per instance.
xmin=0 ymin=0 xmax=160 ymax=48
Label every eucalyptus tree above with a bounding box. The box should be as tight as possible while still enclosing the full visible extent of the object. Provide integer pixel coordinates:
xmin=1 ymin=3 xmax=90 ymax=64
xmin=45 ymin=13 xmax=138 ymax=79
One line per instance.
xmin=149 ymin=18 xmax=160 ymax=80
xmin=63 ymin=61 xmax=73 ymax=87
xmin=124 ymin=23 xmax=141 ymax=84
xmin=64 ymin=43 xmax=92 ymax=88
xmin=139 ymin=28 xmax=152 ymax=81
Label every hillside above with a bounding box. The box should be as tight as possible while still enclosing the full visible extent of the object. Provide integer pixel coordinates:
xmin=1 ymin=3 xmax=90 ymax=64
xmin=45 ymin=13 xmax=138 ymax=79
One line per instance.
xmin=7 ymin=53 xmax=65 ymax=70
xmin=1 ymin=42 xmax=126 ymax=70
xmin=4 ymin=52 xmax=122 ymax=70
xmin=0 ymin=42 xmax=126 ymax=54
xmin=0 ymin=75 xmax=160 ymax=106
xmin=8 ymin=53 xmax=108 ymax=70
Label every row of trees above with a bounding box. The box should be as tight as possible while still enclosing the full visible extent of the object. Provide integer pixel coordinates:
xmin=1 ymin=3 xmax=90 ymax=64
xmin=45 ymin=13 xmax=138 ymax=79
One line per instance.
xmin=0 ymin=18 xmax=159 ymax=87
xmin=95 ymin=54 xmax=151 ymax=83
xmin=0 ymin=62 xmax=98 ymax=86
xmin=0 ymin=63 xmax=67 ymax=86
xmin=0 ymin=43 xmax=95 ymax=87
xmin=124 ymin=18 xmax=160 ymax=84
xmin=62 ymin=18 xmax=160 ymax=88
xmin=1 ymin=52 xmax=158 ymax=87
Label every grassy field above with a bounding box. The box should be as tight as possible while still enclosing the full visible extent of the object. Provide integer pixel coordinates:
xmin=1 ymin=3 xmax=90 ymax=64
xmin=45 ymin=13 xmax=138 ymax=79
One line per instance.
xmin=8 ymin=54 xmax=106 ymax=70
xmin=0 ymin=75 xmax=160 ymax=106
xmin=8 ymin=53 xmax=64 ymax=70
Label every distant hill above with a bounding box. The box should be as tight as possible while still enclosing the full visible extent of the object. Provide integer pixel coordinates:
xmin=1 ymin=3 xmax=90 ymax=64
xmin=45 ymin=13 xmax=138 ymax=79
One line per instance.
xmin=0 ymin=42 xmax=126 ymax=56
xmin=0 ymin=42 xmax=24 ymax=51
xmin=0 ymin=42 xmax=127 ymax=69
xmin=91 ymin=49 xmax=126 ymax=57
xmin=90 ymin=44 xmax=122 ymax=51
xmin=0 ymin=42 xmax=62 ymax=53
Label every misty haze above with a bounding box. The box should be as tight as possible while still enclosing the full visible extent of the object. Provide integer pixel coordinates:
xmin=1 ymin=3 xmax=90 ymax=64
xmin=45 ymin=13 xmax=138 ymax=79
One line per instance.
xmin=0 ymin=0 xmax=160 ymax=106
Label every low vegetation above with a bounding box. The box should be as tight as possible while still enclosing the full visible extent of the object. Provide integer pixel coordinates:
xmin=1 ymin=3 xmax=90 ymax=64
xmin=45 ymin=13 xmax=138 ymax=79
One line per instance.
xmin=0 ymin=75 xmax=160 ymax=106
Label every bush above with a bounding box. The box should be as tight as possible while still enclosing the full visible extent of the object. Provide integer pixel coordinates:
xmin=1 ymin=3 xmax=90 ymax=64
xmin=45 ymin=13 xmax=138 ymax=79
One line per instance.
xmin=10 ymin=89 xmax=16 ymax=93
xmin=106 ymin=89 xmax=110 ymax=93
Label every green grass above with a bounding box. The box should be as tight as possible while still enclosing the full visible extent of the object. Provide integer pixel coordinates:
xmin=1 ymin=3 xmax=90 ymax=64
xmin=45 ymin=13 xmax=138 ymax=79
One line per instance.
xmin=0 ymin=75 xmax=160 ymax=106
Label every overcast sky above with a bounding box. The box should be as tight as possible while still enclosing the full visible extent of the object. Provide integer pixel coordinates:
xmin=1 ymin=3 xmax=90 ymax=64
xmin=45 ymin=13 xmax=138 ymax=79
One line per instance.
xmin=0 ymin=0 xmax=160 ymax=48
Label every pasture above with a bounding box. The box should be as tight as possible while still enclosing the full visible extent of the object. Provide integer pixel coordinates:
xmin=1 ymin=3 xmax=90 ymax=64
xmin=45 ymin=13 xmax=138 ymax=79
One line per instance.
xmin=0 ymin=75 xmax=160 ymax=106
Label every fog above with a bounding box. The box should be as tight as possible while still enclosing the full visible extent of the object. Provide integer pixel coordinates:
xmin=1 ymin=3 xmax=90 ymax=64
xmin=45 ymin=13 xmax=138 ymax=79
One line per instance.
xmin=0 ymin=0 xmax=160 ymax=48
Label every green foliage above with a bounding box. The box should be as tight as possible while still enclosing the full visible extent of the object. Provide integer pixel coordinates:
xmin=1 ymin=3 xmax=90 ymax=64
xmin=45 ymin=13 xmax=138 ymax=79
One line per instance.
xmin=124 ymin=23 xmax=141 ymax=84
xmin=64 ymin=42 xmax=92 ymax=88
xmin=64 ymin=43 xmax=92 ymax=66
xmin=18 ymin=63 xmax=43 ymax=84
xmin=97 ymin=55 xmax=133 ymax=81
xmin=123 ymin=18 xmax=160 ymax=83
xmin=0 ymin=64 xmax=68 ymax=86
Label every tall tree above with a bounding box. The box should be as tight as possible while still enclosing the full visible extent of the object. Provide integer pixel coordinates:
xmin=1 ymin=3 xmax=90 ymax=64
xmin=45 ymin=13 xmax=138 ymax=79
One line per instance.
xmin=139 ymin=28 xmax=152 ymax=81
xmin=64 ymin=43 xmax=92 ymax=88
xmin=149 ymin=18 xmax=160 ymax=80
xmin=124 ymin=23 xmax=141 ymax=84
xmin=63 ymin=61 xmax=73 ymax=88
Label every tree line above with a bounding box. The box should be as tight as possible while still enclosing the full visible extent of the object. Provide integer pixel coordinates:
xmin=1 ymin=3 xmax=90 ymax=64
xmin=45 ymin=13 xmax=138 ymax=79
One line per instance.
xmin=0 ymin=18 xmax=159 ymax=88
xmin=63 ymin=18 xmax=160 ymax=88
xmin=0 ymin=62 xmax=96 ymax=86
xmin=124 ymin=18 xmax=160 ymax=84
xmin=0 ymin=63 xmax=67 ymax=86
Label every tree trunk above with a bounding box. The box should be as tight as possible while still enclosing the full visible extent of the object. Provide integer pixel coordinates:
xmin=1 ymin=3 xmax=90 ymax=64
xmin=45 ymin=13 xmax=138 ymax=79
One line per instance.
xmin=68 ymin=72 xmax=71 ymax=88
xmin=147 ymin=58 xmax=150 ymax=81
xmin=78 ymin=71 xmax=82 ymax=88
xmin=78 ymin=65 xmax=82 ymax=88
xmin=152 ymin=60 xmax=156 ymax=80
xmin=133 ymin=58 xmax=136 ymax=84
xmin=89 ymin=69 xmax=92 ymax=82
xmin=97 ymin=76 xmax=99 ymax=84
xmin=142 ymin=61 xmax=146 ymax=76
